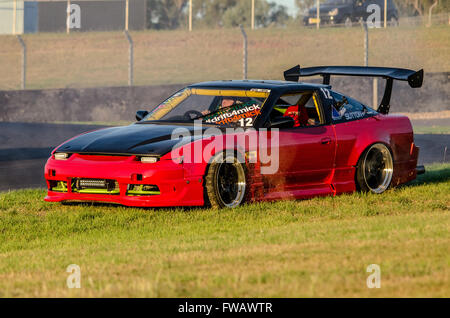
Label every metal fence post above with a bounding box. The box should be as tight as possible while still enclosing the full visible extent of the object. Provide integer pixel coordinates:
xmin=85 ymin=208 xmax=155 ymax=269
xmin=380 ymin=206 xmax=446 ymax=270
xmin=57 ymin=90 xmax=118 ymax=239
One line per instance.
xmin=13 ymin=0 xmax=17 ymax=34
xmin=189 ymin=0 xmax=193 ymax=31
xmin=66 ymin=0 xmax=71 ymax=34
xmin=16 ymin=35 xmax=26 ymax=89
xmin=124 ymin=30 xmax=134 ymax=86
xmin=251 ymin=0 xmax=255 ymax=30
xmin=316 ymin=0 xmax=320 ymax=29
xmin=384 ymin=0 xmax=387 ymax=28
xmin=125 ymin=0 xmax=129 ymax=31
xmin=363 ymin=22 xmax=368 ymax=67
xmin=239 ymin=25 xmax=248 ymax=80
xmin=361 ymin=21 xmax=377 ymax=108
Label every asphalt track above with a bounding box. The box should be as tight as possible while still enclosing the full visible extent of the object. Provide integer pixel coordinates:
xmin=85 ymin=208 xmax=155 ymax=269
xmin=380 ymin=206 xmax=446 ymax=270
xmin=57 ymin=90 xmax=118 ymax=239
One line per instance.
xmin=0 ymin=122 xmax=449 ymax=191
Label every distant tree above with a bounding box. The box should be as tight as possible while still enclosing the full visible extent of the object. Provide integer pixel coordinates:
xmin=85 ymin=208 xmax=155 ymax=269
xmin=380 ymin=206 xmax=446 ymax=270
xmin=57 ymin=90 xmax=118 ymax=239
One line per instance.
xmin=267 ymin=2 xmax=291 ymax=26
xmin=294 ymin=0 xmax=316 ymax=14
xmin=147 ymin=0 xmax=188 ymax=29
xmin=201 ymin=0 xmax=289 ymax=28
xmin=145 ymin=0 xmax=303 ymax=29
xmin=401 ymin=0 xmax=445 ymax=16
xmin=222 ymin=1 xmax=253 ymax=27
xmin=389 ymin=0 xmax=449 ymax=17
xmin=193 ymin=0 xmax=239 ymax=27
xmin=222 ymin=0 xmax=286 ymax=28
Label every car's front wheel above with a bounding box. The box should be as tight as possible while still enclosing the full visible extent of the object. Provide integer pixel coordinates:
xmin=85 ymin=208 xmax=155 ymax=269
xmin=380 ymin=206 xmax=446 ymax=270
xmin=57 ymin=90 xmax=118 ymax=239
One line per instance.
xmin=204 ymin=152 xmax=247 ymax=208
xmin=356 ymin=143 xmax=394 ymax=194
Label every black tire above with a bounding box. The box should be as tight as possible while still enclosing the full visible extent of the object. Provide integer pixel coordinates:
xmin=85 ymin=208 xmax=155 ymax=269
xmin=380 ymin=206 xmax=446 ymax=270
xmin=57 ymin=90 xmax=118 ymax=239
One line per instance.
xmin=204 ymin=152 xmax=248 ymax=208
xmin=355 ymin=143 xmax=394 ymax=194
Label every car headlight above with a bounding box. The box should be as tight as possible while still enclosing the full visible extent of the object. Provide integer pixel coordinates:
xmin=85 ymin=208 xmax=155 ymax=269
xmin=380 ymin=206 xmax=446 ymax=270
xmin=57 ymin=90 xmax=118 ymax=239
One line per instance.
xmin=54 ymin=152 xmax=69 ymax=160
xmin=328 ymin=8 xmax=338 ymax=16
xmin=140 ymin=156 xmax=159 ymax=163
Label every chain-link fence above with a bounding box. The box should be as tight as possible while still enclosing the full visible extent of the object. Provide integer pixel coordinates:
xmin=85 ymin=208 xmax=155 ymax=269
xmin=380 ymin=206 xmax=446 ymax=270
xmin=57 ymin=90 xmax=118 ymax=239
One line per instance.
xmin=0 ymin=0 xmax=448 ymax=91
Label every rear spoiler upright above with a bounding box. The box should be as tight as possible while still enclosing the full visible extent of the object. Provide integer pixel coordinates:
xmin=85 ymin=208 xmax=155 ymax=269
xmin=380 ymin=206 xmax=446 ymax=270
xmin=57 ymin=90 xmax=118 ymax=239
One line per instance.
xmin=283 ymin=65 xmax=423 ymax=114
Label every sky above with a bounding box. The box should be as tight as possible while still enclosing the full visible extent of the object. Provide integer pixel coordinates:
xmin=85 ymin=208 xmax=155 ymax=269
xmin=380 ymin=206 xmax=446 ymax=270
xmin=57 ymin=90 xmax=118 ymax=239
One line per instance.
xmin=272 ymin=0 xmax=299 ymax=16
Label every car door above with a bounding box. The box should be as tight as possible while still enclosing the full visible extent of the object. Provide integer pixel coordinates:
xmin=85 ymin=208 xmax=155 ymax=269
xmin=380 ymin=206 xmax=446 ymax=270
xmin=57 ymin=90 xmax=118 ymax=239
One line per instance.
xmin=330 ymin=90 xmax=379 ymax=168
xmin=262 ymin=90 xmax=336 ymax=197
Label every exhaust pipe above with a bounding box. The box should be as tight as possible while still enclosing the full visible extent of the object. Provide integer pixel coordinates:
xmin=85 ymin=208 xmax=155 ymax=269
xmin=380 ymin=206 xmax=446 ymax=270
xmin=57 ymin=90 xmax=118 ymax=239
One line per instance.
xmin=416 ymin=165 xmax=425 ymax=175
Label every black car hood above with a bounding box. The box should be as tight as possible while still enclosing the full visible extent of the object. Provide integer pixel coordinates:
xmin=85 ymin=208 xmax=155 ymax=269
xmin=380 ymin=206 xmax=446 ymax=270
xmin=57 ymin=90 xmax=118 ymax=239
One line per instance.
xmin=55 ymin=122 xmax=209 ymax=157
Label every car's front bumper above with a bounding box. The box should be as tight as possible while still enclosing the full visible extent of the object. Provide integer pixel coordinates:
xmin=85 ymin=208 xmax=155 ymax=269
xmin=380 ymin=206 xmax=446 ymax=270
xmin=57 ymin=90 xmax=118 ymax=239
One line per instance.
xmin=44 ymin=153 xmax=205 ymax=207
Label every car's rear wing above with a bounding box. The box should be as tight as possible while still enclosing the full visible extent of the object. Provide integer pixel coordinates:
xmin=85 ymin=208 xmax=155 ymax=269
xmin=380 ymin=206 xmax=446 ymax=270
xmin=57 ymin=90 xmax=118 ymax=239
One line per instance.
xmin=283 ymin=65 xmax=423 ymax=114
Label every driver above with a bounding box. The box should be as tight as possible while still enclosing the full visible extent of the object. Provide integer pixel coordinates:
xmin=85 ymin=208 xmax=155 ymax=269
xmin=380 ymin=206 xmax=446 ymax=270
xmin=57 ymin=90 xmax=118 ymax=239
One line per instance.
xmin=201 ymin=97 xmax=243 ymax=115
xmin=220 ymin=97 xmax=238 ymax=108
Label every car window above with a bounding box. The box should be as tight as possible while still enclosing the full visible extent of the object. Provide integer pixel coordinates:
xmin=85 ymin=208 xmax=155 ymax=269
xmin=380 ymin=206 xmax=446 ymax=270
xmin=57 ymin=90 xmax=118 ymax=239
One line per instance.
xmin=269 ymin=91 xmax=324 ymax=128
xmin=162 ymin=93 xmax=216 ymax=118
xmin=330 ymin=91 xmax=377 ymax=123
xmin=144 ymin=88 xmax=269 ymax=127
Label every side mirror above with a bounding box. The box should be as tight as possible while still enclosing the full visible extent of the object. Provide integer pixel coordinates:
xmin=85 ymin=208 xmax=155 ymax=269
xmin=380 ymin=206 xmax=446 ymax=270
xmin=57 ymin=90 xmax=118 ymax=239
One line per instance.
xmin=136 ymin=110 xmax=149 ymax=121
xmin=269 ymin=116 xmax=295 ymax=129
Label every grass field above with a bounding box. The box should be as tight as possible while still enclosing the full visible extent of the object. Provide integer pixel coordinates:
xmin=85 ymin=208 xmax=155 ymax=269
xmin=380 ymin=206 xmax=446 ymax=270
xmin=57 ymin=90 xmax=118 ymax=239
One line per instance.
xmin=0 ymin=25 xmax=449 ymax=90
xmin=0 ymin=164 xmax=449 ymax=297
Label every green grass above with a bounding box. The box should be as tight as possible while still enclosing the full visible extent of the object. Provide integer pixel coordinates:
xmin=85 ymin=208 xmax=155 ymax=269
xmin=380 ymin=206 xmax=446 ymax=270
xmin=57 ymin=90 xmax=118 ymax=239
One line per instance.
xmin=0 ymin=25 xmax=449 ymax=90
xmin=0 ymin=164 xmax=449 ymax=297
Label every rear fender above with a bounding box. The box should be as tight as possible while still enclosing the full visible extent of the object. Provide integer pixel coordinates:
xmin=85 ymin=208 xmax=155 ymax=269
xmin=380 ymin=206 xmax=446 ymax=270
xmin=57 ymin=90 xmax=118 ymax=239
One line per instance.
xmin=346 ymin=115 xmax=414 ymax=167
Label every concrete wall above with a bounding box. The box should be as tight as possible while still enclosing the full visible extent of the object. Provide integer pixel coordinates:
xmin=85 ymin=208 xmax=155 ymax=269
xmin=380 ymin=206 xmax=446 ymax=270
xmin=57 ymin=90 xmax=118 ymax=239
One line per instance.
xmin=0 ymin=84 xmax=186 ymax=122
xmin=0 ymin=73 xmax=448 ymax=123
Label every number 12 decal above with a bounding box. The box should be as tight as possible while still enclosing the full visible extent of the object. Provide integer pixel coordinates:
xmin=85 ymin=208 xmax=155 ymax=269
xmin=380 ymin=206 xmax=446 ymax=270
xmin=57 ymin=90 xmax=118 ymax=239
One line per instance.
xmin=239 ymin=117 xmax=253 ymax=127
xmin=320 ymin=88 xmax=332 ymax=100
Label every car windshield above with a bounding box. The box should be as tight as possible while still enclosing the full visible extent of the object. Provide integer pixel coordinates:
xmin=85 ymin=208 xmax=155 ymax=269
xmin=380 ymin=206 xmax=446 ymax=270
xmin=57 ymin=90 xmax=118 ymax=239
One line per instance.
xmin=143 ymin=88 xmax=269 ymax=127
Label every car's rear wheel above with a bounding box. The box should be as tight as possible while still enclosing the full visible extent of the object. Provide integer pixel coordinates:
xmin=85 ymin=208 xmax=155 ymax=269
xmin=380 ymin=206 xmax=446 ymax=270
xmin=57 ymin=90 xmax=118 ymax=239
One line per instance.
xmin=356 ymin=143 xmax=394 ymax=194
xmin=205 ymin=152 xmax=247 ymax=208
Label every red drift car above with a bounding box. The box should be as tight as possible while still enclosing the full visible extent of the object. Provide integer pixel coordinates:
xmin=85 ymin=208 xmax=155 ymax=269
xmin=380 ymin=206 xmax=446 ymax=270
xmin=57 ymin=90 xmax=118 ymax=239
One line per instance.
xmin=44 ymin=65 xmax=424 ymax=208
